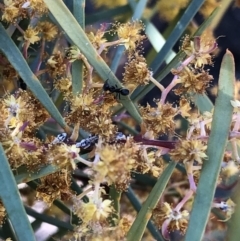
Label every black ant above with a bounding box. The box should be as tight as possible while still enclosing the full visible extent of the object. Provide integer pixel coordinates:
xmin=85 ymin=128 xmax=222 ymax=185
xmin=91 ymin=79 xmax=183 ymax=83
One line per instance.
xmin=103 ymin=79 xmax=129 ymax=99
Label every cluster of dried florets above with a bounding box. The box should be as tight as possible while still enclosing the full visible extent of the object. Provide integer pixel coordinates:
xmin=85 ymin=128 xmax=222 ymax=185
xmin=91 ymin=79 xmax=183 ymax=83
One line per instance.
xmin=139 ymin=34 xmax=240 ymax=238
xmin=1 ymin=0 xmax=48 ymax=23
xmin=0 ymin=12 xmax=169 ymax=238
xmin=0 ymin=2 xmax=239 ymax=238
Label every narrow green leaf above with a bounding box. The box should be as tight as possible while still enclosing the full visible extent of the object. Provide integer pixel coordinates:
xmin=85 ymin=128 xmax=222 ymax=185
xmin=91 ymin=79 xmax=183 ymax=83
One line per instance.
xmin=127 ymin=161 xmax=176 ymax=241
xmin=226 ymin=180 xmax=240 ymax=241
xmin=109 ymin=186 xmax=121 ymax=216
xmin=85 ymin=5 xmax=131 ymax=25
xmin=145 ymin=22 xmax=176 ymax=64
xmin=125 ymin=187 xmax=164 ymax=241
xmin=117 ymin=121 xmax=139 ymax=135
xmin=150 ymin=0 xmax=204 ymax=74
xmin=108 ymin=186 xmax=121 ymax=226
xmin=193 ymin=7 xmax=221 ymax=36
xmin=133 ymin=173 xmax=157 ymax=187
xmin=207 ymin=1 xmax=232 ymax=29
xmin=31 ymin=219 xmax=42 ymax=232
xmin=72 ymin=0 xmax=85 ymax=95
xmin=184 ymin=50 xmax=235 ymax=241
xmin=53 ymin=199 xmax=80 ymax=225
xmin=0 ymin=144 xmax=36 ymax=241
xmin=25 ymin=206 xmax=74 ymax=231
xmin=15 ymin=165 xmax=61 ymax=184
xmin=41 ymin=125 xmax=63 ymax=136
xmin=70 ymin=177 xmax=89 ymax=203
xmin=43 ymin=0 xmax=142 ymax=124
xmin=6 ymin=24 xmax=17 ymax=36
xmin=131 ymin=0 xmax=148 ymax=20
xmin=15 ymin=162 xmax=87 ymax=188
xmin=0 ymin=23 xmax=69 ymax=132
xmin=73 ymin=0 xmax=85 ymax=27
xmin=72 ymin=60 xmax=83 ymax=95
xmin=193 ymin=93 xmax=214 ymax=113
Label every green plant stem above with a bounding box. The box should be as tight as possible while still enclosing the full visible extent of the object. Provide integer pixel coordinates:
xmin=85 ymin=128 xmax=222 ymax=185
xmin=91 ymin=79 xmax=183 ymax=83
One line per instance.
xmin=25 ymin=206 xmax=74 ymax=231
xmin=184 ymin=50 xmax=235 ymax=241
xmin=0 ymin=144 xmax=36 ymax=241
xmin=125 ymin=187 xmax=164 ymax=241
xmin=72 ymin=0 xmax=85 ymax=95
xmin=127 ymin=161 xmax=176 ymax=241
xmin=108 ymin=186 xmax=121 ymax=226
xmin=226 ymin=179 xmax=240 ymax=240
xmin=85 ymin=5 xmax=131 ymax=25
xmin=70 ymin=177 xmax=89 ymax=203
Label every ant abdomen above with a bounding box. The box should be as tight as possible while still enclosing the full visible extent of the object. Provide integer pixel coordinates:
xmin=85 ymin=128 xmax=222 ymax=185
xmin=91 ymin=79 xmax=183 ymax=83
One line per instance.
xmin=120 ymin=88 xmax=129 ymax=96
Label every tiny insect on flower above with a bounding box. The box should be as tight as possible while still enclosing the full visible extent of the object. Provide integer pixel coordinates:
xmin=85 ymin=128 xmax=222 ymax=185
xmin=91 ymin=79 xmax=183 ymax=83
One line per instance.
xmin=103 ymin=79 xmax=129 ymax=99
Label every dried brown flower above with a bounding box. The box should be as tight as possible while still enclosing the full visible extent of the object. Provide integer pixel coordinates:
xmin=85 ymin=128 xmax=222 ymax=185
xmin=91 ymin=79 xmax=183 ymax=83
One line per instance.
xmin=65 ymin=92 xmax=97 ymax=127
xmin=87 ymin=26 xmax=107 ymax=49
xmin=172 ymin=67 xmax=213 ymax=95
xmin=2 ymin=0 xmax=28 ymax=23
xmin=181 ymin=35 xmax=217 ymax=68
xmin=36 ymin=171 xmax=73 ymax=206
xmin=1 ymin=61 xmax=19 ymax=81
xmin=36 ymin=21 xmax=58 ymax=41
xmin=93 ymin=141 xmax=137 ymax=190
xmin=0 ymin=200 xmax=6 ymax=226
xmin=54 ymin=77 xmax=72 ymax=96
xmin=179 ymin=98 xmax=191 ymax=118
xmin=27 ymin=0 xmax=48 ymax=15
xmin=123 ymin=52 xmax=151 ymax=86
xmin=136 ymin=147 xmax=165 ymax=177
xmin=140 ymin=102 xmax=178 ymax=136
xmin=19 ymin=27 xmax=40 ymax=44
xmin=46 ymin=51 xmax=66 ymax=78
xmin=152 ymin=202 xmax=189 ymax=235
xmin=114 ymin=21 xmax=145 ymax=50
xmin=169 ymin=139 xmax=207 ymax=172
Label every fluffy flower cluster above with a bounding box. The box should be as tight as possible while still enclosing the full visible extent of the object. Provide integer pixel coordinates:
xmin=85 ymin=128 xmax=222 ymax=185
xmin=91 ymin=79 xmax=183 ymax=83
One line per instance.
xmin=0 ymin=2 xmax=238 ymax=238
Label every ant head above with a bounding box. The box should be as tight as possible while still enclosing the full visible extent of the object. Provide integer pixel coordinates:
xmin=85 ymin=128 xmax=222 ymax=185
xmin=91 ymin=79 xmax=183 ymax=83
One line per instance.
xmin=103 ymin=80 xmax=110 ymax=91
